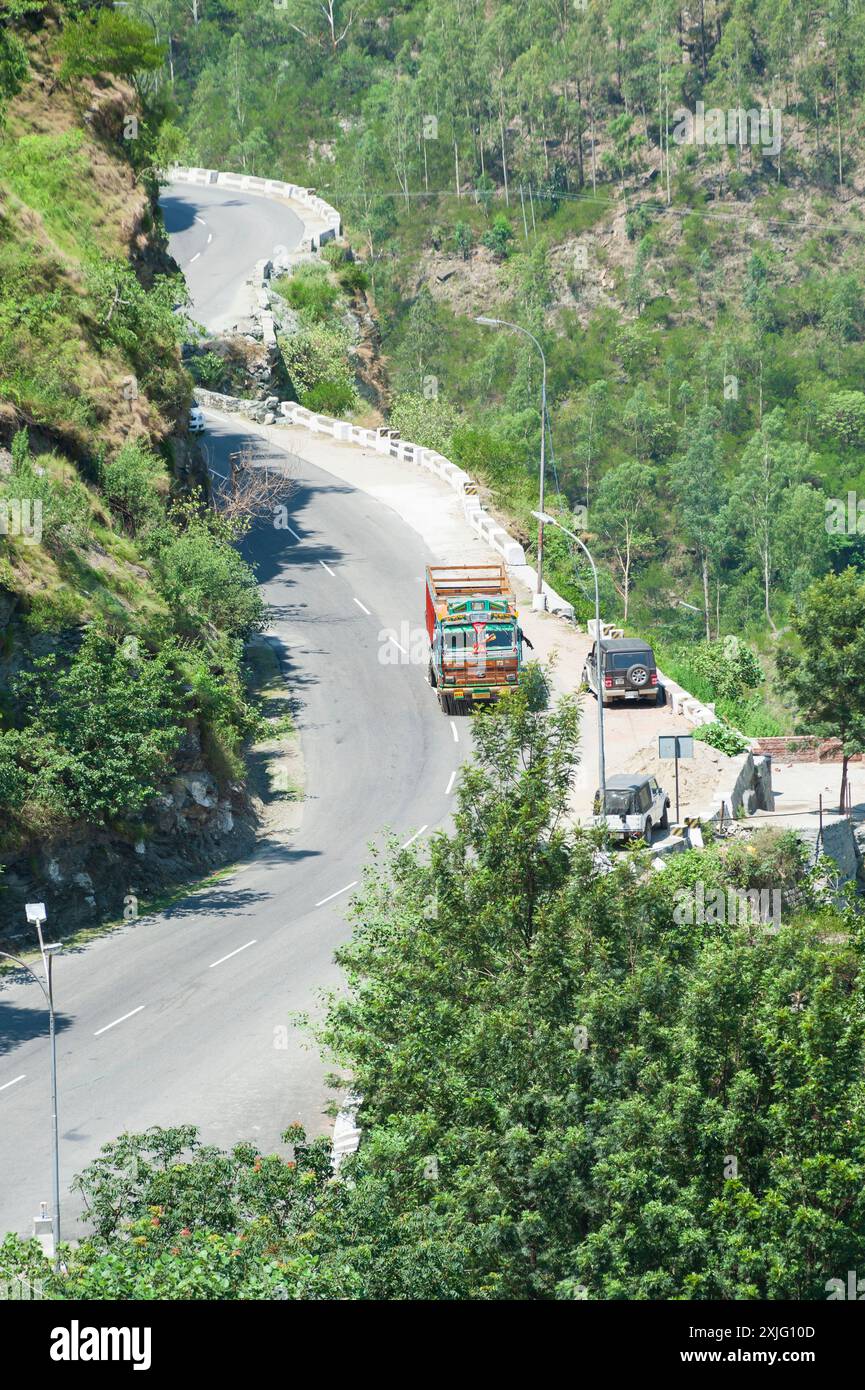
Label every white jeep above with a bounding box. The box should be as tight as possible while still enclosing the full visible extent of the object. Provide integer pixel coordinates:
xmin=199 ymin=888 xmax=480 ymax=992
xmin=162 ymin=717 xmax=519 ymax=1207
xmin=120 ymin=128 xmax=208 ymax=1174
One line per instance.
xmin=591 ymin=774 xmax=671 ymax=842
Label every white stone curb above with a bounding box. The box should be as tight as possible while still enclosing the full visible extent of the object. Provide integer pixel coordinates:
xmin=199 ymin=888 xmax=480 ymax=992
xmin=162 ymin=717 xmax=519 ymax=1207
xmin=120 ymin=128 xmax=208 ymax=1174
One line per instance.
xmin=167 ymin=166 xmax=341 ymax=247
xmin=332 ymin=1093 xmax=362 ymax=1174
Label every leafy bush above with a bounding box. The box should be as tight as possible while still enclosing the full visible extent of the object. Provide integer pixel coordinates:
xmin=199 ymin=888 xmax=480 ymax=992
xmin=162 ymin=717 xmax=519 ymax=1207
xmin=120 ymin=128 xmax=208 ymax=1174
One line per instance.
xmin=338 ymin=261 xmax=370 ymax=295
xmin=281 ymin=323 xmax=356 ymax=406
xmin=4 ymin=630 xmax=187 ymax=828
xmin=101 ymin=441 xmax=162 ymax=535
xmin=694 ymin=720 xmax=750 ymax=755
xmin=300 ymin=379 xmax=357 ymax=415
xmin=450 ymin=426 xmax=518 ymax=486
xmin=275 ymin=264 xmax=339 ymax=323
xmin=1 ymin=451 xmax=90 ymax=554
xmin=688 ymin=636 xmax=764 ymax=700
xmin=55 ymin=11 xmax=163 ymax=83
xmin=85 ymin=259 xmax=188 ymax=415
xmin=389 ymin=392 xmax=464 ymax=453
xmin=482 ymin=214 xmax=515 ymax=258
xmin=153 ymin=519 xmax=265 ymax=638
xmin=188 ymin=351 xmax=226 ymax=390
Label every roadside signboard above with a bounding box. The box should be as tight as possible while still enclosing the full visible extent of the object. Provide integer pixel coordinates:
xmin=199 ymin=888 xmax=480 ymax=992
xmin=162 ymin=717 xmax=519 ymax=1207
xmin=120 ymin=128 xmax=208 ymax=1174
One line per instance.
xmin=658 ymin=734 xmax=694 ymax=824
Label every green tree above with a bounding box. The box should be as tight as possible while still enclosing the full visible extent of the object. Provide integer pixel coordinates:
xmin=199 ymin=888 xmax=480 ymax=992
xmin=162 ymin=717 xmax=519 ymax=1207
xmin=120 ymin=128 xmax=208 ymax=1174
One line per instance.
xmin=394 ymin=287 xmax=441 ymax=396
xmin=593 ymin=460 xmax=657 ymax=619
xmin=728 ymin=409 xmax=810 ymax=630
xmin=777 ymin=568 xmax=865 ymax=811
xmin=670 ymin=407 xmax=727 ymax=637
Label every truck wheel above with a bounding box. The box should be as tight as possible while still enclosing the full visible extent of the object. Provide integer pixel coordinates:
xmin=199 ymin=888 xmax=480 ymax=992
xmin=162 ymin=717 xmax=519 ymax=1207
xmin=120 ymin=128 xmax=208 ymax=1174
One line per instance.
xmin=659 ymin=805 xmax=669 ymax=830
xmin=428 ymin=660 xmax=437 ymax=688
xmin=644 ymin=818 xmax=653 ymax=843
xmin=656 ymin=682 xmax=666 ymax=707
xmin=440 ymin=692 xmax=453 ymax=715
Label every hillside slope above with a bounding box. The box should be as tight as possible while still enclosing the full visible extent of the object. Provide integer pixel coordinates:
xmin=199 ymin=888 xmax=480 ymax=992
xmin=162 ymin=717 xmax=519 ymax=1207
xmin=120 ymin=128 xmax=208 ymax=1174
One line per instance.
xmin=0 ymin=9 xmax=266 ymax=937
xmin=150 ymin=0 xmax=865 ymax=736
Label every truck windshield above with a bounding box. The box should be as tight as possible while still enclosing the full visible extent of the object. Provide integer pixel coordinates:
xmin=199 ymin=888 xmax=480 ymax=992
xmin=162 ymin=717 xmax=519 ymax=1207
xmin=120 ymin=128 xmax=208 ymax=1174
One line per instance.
xmin=443 ymin=623 xmax=516 ymax=652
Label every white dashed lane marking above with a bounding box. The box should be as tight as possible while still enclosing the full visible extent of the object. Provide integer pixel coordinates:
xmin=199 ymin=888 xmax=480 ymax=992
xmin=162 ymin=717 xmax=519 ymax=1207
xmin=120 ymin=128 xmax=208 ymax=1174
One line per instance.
xmin=315 ymin=881 xmax=358 ymax=908
xmin=209 ymin=940 xmax=257 ymax=969
xmin=401 ymin=826 xmax=428 ymax=848
xmin=94 ymin=1006 xmax=145 ymax=1038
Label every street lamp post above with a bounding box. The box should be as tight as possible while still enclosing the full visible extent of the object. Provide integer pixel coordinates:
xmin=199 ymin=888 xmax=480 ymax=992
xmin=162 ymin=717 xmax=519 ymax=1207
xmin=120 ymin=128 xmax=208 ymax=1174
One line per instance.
xmin=475 ymin=315 xmax=548 ymax=610
xmin=532 ymin=511 xmax=606 ymax=807
xmin=2 ymin=902 xmax=62 ymax=1270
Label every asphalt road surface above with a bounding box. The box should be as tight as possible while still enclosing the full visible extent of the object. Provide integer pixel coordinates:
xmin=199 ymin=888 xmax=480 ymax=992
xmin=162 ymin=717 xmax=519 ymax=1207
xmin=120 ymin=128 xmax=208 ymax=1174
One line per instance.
xmin=161 ymin=181 xmax=305 ymax=331
xmin=0 ymin=191 xmax=468 ymax=1240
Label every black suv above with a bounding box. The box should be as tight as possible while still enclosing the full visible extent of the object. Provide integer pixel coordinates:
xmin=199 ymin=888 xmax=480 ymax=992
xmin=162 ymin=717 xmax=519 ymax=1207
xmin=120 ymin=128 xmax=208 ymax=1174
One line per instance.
xmin=582 ymin=638 xmax=664 ymax=706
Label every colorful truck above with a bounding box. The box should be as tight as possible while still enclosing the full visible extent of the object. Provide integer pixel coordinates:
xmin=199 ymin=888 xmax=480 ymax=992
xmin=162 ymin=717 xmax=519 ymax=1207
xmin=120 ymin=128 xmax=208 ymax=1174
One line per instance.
xmin=425 ymin=564 xmax=524 ymax=714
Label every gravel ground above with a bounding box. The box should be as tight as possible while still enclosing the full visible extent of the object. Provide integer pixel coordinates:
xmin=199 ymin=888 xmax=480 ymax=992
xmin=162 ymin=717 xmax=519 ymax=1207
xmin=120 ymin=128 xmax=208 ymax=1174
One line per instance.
xmin=622 ymin=737 xmax=737 ymax=815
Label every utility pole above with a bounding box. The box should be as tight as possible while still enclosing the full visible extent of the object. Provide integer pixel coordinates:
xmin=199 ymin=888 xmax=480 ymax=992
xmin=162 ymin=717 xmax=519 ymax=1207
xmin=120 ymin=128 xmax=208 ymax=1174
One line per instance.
xmin=3 ymin=903 xmax=62 ymax=1271
xmin=532 ymin=511 xmax=606 ymax=805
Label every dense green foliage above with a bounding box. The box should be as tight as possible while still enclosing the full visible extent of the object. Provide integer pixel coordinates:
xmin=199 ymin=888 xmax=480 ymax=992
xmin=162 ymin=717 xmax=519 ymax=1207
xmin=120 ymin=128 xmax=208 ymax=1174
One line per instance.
xmin=0 ymin=8 xmax=268 ymax=849
xmin=56 ymin=9 xmax=163 ymax=84
xmin=777 ymin=568 xmax=865 ymax=807
xmin=0 ymin=628 xmax=187 ymax=828
xmin=115 ymin=0 xmax=865 ymax=733
xmin=2 ymin=684 xmax=862 ymax=1298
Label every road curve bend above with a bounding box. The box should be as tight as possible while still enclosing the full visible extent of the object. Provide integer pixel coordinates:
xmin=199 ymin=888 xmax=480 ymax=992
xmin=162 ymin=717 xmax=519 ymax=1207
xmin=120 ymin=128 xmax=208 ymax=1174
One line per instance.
xmin=0 ymin=184 xmax=469 ymax=1240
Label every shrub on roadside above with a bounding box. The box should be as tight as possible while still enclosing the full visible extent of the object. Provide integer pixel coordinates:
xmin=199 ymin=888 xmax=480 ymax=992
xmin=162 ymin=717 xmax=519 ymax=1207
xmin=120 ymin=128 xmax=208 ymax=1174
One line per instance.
xmin=281 ymin=323 xmax=357 ymax=409
xmin=300 ymin=379 xmax=357 ymax=416
xmin=2 ymin=629 xmax=187 ymax=828
xmin=152 ymin=518 xmax=265 ymax=639
xmin=275 ymin=264 xmax=339 ymax=323
xmin=389 ymin=392 xmax=464 ymax=453
xmin=694 ymin=720 xmax=750 ymax=755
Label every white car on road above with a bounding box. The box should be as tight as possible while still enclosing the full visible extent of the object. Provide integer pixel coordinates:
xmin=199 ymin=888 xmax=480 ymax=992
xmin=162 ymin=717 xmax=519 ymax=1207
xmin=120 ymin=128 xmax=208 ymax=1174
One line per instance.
xmin=189 ymin=401 xmax=206 ymax=434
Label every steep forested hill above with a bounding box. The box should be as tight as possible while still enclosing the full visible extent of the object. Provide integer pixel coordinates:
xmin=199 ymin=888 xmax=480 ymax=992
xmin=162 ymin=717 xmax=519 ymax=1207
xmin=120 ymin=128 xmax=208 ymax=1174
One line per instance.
xmin=0 ymin=5 xmax=266 ymax=926
xmin=138 ymin=0 xmax=865 ymax=732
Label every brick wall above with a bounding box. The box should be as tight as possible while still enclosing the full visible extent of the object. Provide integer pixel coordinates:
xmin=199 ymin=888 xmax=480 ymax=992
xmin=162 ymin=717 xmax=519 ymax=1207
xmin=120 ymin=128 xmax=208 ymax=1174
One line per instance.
xmin=753 ymin=737 xmax=864 ymax=763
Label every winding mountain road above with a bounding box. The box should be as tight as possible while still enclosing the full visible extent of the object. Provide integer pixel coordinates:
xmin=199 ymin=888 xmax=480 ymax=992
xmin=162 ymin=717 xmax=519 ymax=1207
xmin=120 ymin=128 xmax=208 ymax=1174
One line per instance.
xmin=0 ymin=185 xmax=470 ymax=1240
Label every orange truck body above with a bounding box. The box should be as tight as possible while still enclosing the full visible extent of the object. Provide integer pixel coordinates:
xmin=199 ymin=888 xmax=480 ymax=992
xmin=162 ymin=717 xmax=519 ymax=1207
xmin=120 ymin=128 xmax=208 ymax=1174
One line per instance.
xmin=425 ymin=564 xmax=522 ymax=711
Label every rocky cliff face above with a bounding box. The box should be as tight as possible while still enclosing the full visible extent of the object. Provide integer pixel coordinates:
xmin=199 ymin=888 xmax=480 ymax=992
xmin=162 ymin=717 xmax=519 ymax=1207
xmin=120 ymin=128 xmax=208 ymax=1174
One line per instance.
xmin=0 ymin=764 xmax=256 ymax=945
